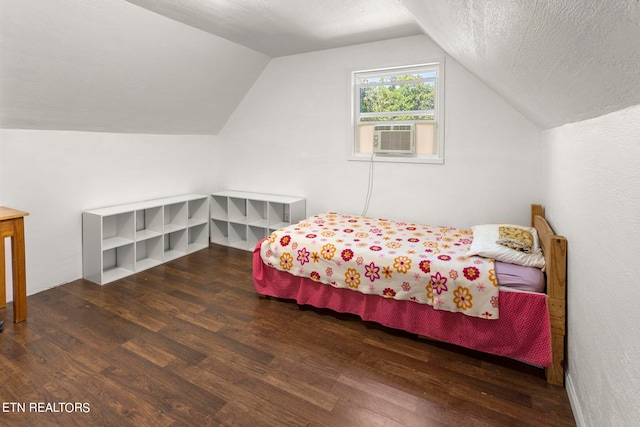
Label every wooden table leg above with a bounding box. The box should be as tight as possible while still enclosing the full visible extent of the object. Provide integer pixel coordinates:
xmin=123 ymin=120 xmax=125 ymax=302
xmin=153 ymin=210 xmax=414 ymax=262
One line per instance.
xmin=0 ymin=208 xmax=29 ymax=323
xmin=11 ymin=217 xmax=27 ymax=323
xmin=0 ymin=238 xmax=5 ymax=308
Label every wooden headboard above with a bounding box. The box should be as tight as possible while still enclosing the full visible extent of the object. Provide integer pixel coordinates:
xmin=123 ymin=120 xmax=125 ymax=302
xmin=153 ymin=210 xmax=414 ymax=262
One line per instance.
xmin=531 ymin=204 xmax=568 ymax=386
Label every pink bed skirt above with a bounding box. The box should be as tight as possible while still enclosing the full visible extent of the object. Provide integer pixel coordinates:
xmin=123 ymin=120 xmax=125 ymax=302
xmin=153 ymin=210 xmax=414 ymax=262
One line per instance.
xmin=253 ymin=244 xmax=552 ymax=367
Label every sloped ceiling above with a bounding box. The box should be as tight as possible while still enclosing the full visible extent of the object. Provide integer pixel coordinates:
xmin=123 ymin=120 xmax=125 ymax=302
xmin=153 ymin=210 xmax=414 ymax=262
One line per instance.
xmin=402 ymin=0 xmax=640 ymax=129
xmin=0 ymin=0 xmax=271 ymax=134
xmin=2 ymin=0 xmax=638 ymax=134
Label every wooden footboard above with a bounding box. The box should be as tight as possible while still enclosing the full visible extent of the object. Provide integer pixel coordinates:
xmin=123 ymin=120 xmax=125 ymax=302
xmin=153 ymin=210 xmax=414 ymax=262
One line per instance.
xmin=531 ymin=204 xmax=568 ymax=386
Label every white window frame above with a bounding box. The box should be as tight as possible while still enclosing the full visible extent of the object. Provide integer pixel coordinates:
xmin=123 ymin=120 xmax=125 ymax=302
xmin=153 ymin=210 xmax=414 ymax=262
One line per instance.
xmin=349 ymin=60 xmax=445 ymax=164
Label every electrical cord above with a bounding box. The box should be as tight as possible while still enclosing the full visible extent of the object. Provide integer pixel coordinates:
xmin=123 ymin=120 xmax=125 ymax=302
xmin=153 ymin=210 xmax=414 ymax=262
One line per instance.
xmin=361 ymin=152 xmax=375 ymax=216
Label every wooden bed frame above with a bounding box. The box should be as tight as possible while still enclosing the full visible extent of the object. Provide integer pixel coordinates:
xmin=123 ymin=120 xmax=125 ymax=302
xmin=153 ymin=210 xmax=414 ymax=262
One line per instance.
xmin=256 ymin=204 xmax=568 ymax=386
xmin=531 ymin=204 xmax=568 ymax=386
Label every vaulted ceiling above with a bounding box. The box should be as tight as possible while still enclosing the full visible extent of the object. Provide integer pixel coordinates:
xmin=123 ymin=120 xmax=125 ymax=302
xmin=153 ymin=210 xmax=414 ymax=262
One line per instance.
xmin=1 ymin=0 xmax=639 ymax=133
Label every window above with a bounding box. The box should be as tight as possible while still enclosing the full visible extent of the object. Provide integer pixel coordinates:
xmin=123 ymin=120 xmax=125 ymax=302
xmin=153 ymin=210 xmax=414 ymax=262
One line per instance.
xmin=350 ymin=61 xmax=444 ymax=164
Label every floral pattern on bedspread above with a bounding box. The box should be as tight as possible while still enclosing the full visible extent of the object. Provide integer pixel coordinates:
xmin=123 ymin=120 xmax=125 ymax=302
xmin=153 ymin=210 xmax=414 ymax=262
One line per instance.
xmin=260 ymin=213 xmax=499 ymax=319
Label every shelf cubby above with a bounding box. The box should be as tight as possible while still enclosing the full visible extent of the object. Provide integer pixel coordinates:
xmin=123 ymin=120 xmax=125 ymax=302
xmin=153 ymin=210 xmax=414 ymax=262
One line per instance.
xmin=135 ymin=206 xmax=163 ymax=241
xmin=268 ymin=202 xmax=290 ymax=230
xmin=102 ymin=243 xmax=135 ymax=283
xmin=229 ymin=222 xmax=248 ymax=249
xmin=188 ymin=223 xmax=209 ymax=253
xmin=136 ymin=236 xmax=163 ymax=271
xmin=248 ymin=225 xmax=268 ymax=249
xmin=164 ymin=229 xmax=187 ymax=261
xmin=228 ymin=197 xmax=248 ymax=224
xmin=188 ymin=197 xmax=208 ymax=227
xmin=102 ymin=212 xmax=134 ymax=250
xmin=247 ymin=199 xmax=268 ymax=227
xmin=210 ymin=195 xmax=228 ymax=221
xmin=210 ymin=219 xmax=229 ymax=246
xmin=164 ymin=202 xmax=187 ymax=233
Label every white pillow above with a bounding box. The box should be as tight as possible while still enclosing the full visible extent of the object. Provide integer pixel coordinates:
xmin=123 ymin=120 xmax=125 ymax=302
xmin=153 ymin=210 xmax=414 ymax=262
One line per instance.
xmin=466 ymin=224 xmax=546 ymax=269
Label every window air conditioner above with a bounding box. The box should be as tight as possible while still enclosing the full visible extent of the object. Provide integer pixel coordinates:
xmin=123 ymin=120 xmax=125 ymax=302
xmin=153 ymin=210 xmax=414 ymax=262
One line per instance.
xmin=372 ymin=125 xmax=415 ymax=154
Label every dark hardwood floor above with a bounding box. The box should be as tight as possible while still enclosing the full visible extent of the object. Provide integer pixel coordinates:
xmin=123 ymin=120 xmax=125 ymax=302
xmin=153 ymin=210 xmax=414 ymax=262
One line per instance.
xmin=0 ymin=244 xmax=575 ymax=426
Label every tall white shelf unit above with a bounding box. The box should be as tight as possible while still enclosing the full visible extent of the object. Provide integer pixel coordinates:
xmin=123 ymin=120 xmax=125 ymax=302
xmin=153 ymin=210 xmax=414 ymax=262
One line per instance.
xmin=83 ymin=194 xmax=210 ymax=285
xmin=210 ymin=191 xmax=306 ymax=251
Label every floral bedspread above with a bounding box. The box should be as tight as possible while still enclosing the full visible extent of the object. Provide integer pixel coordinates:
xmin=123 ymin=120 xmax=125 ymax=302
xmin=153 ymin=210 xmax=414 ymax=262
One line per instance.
xmin=260 ymin=213 xmax=499 ymax=319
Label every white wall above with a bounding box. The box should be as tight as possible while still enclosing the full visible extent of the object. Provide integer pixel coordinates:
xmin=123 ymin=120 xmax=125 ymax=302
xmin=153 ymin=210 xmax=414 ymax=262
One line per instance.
xmin=542 ymin=104 xmax=640 ymax=427
xmin=216 ymin=35 xmax=542 ymax=227
xmin=0 ymin=129 xmax=217 ymax=300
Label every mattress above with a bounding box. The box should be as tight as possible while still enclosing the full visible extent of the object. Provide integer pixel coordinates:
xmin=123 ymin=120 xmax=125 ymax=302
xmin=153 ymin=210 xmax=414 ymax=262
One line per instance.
xmin=494 ymin=261 xmax=545 ymax=293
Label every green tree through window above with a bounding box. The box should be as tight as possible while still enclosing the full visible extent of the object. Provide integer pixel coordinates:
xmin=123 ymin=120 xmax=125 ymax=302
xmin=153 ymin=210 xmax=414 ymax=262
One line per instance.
xmin=360 ymin=75 xmax=434 ymax=120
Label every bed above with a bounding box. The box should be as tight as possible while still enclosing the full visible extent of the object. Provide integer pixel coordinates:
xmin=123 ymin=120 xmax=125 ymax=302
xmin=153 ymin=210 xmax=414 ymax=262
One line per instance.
xmin=252 ymin=204 xmax=567 ymax=386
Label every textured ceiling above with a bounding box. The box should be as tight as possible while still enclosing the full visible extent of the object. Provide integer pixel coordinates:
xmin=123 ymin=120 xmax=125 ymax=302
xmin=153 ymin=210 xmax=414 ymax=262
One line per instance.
xmin=0 ymin=0 xmax=270 ymax=134
xmin=403 ymin=0 xmax=640 ymax=129
xmin=125 ymin=0 xmax=424 ymax=57
xmin=1 ymin=0 xmax=639 ymax=134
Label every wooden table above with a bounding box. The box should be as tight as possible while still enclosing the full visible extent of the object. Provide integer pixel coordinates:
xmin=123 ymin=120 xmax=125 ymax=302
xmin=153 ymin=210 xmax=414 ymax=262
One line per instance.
xmin=0 ymin=206 xmax=29 ymax=323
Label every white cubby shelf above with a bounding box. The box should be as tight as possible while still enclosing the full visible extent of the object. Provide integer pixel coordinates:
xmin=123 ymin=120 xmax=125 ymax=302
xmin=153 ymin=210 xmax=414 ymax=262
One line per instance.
xmin=83 ymin=194 xmax=209 ymax=285
xmin=210 ymin=190 xmax=306 ymax=251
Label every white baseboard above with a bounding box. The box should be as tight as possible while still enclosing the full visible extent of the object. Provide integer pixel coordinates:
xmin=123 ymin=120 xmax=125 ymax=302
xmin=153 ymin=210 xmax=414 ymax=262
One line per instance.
xmin=565 ymin=372 xmax=586 ymax=427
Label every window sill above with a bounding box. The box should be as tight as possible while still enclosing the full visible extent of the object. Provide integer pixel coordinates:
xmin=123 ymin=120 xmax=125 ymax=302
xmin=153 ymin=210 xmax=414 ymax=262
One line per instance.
xmin=348 ymin=154 xmax=444 ymax=165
